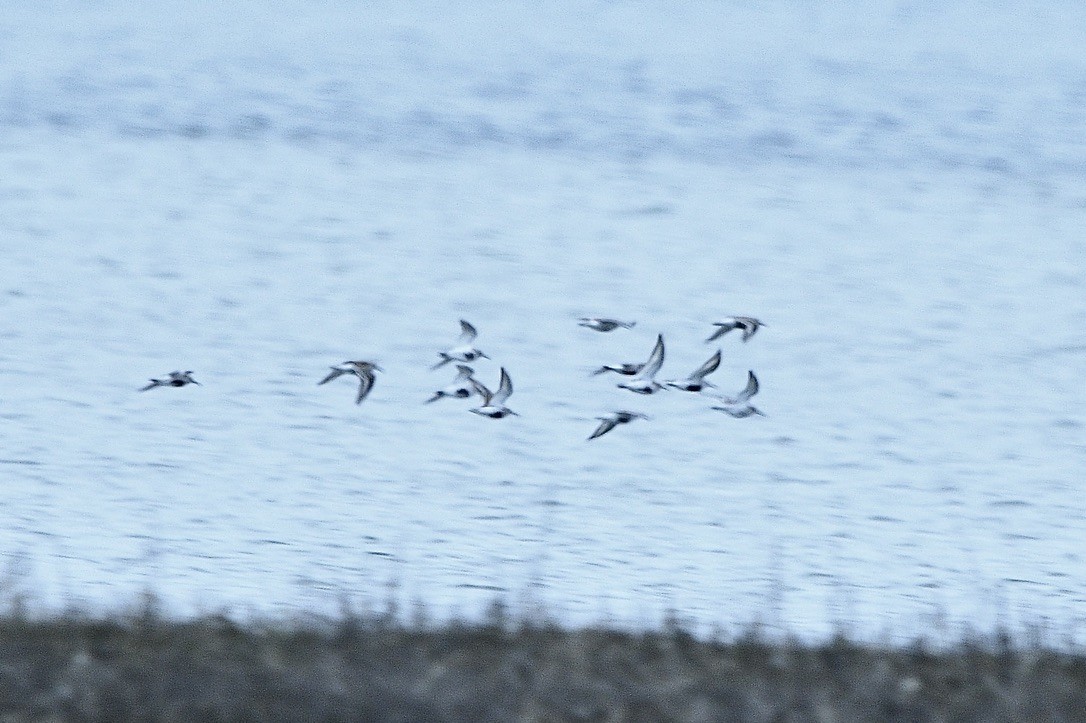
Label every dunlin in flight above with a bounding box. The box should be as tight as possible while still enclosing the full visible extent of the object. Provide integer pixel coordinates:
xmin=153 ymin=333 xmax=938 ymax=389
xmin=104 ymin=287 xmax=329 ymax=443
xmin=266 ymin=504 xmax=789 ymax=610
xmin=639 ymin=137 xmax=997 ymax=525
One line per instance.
xmin=664 ymin=349 xmax=722 ymax=392
xmin=590 ymin=362 xmax=644 ymax=377
xmin=425 ymin=365 xmax=478 ymax=403
xmin=318 ymin=360 xmax=383 ymax=404
xmin=705 ymin=317 xmax=765 ymax=343
xmin=710 ymin=370 xmax=764 ymax=417
xmin=470 ymin=367 xmax=517 ymax=418
xmin=139 ymin=371 xmax=200 ymax=391
xmin=432 ymin=319 xmax=489 ymax=369
xmin=588 ymin=410 xmax=648 ymax=440
xmin=617 ymin=334 xmax=666 ymax=394
xmin=578 ymin=317 xmax=636 ymax=332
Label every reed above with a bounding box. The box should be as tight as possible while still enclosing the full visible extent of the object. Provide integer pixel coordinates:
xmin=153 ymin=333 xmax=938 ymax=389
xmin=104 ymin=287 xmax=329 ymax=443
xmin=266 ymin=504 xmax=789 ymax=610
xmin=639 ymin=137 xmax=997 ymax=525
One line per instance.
xmin=0 ymin=595 xmax=1083 ymax=721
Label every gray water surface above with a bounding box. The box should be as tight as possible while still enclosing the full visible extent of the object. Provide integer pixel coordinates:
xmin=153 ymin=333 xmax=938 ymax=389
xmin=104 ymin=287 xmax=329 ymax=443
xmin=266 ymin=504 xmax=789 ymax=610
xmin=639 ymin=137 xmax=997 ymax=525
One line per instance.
xmin=2 ymin=1 xmax=1086 ymax=642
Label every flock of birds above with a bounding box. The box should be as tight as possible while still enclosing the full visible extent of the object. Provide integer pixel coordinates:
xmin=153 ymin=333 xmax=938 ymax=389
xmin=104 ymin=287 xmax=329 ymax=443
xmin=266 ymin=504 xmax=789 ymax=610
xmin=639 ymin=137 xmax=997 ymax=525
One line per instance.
xmin=139 ymin=315 xmax=766 ymax=440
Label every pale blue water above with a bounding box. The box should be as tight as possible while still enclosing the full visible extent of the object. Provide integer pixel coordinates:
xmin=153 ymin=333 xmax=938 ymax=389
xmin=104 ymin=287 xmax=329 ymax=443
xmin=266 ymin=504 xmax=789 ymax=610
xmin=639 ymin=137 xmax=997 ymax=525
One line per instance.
xmin=2 ymin=1 xmax=1086 ymax=642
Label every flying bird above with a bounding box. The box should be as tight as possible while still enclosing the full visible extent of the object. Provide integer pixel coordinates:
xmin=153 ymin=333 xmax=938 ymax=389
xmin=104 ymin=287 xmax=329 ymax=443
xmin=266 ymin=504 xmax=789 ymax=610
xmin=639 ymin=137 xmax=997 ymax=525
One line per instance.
xmin=433 ymin=319 xmax=489 ymax=369
xmin=579 ymin=317 xmax=636 ymax=332
xmin=617 ymin=334 xmax=666 ymax=394
xmin=590 ymin=362 xmax=645 ymax=377
xmin=664 ymin=349 xmax=722 ymax=392
xmin=318 ymin=360 xmax=383 ymax=404
xmin=139 ymin=371 xmax=200 ymax=391
xmin=588 ymin=410 xmax=648 ymax=440
xmin=470 ymin=367 xmax=517 ymax=418
xmin=425 ymin=365 xmax=478 ymax=403
xmin=705 ymin=317 xmax=765 ymax=343
xmin=710 ymin=370 xmax=764 ymax=417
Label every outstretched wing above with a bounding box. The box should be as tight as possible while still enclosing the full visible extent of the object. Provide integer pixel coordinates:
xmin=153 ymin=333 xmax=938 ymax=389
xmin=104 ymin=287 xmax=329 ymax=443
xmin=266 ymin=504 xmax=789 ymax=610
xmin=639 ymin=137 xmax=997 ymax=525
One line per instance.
xmin=453 ymin=365 xmax=475 ymax=381
xmin=705 ymin=321 xmax=737 ymax=343
xmin=636 ymin=334 xmax=665 ymax=379
xmin=318 ymin=366 xmax=349 ymax=385
xmin=689 ymin=349 xmax=721 ymax=381
xmin=355 ymin=370 xmax=377 ymax=404
xmin=492 ymin=367 xmax=513 ymax=405
xmin=588 ymin=416 xmax=619 ymax=440
xmin=457 ymin=319 xmax=478 ymax=344
xmin=733 ymin=370 xmax=759 ymax=403
xmin=470 ymin=379 xmax=493 ymax=406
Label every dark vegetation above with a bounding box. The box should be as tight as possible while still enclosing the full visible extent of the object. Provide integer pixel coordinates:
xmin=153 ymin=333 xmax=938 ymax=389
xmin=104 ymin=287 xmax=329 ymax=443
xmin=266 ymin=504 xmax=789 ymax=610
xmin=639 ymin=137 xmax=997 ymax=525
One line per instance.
xmin=0 ymin=598 xmax=1084 ymax=722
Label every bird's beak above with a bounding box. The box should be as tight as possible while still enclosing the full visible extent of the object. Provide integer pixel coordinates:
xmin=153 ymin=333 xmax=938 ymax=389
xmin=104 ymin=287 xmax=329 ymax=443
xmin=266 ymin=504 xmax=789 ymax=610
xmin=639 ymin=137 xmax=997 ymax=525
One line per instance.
xmin=479 ymin=352 xmax=490 ymax=360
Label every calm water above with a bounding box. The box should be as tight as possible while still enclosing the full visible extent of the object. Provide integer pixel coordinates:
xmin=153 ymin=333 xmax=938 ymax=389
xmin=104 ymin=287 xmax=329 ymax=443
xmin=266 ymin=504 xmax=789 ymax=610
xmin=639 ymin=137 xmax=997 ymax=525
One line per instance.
xmin=2 ymin=1 xmax=1086 ymax=642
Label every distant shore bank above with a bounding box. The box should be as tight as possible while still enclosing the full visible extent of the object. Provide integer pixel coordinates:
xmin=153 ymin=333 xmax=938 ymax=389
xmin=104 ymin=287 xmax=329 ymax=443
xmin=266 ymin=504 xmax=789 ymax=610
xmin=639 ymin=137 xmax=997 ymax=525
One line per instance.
xmin=1 ymin=603 xmax=1083 ymax=722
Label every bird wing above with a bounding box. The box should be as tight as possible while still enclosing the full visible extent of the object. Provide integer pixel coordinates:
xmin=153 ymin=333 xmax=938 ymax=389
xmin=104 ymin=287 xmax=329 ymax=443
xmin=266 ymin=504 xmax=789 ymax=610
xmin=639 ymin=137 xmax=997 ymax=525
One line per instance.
xmin=705 ymin=321 xmax=738 ymax=342
xmin=354 ymin=370 xmax=376 ymax=404
xmin=636 ymin=334 xmax=665 ymax=379
xmin=588 ymin=417 xmax=619 ymax=440
xmin=457 ymin=319 xmax=478 ymax=344
xmin=470 ymin=379 xmax=493 ymax=405
xmin=318 ymin=366 xmax=349 ymax=385
xmin=492 ymin=367 xmax=513 ymax=405
xmin=453 ymin=365 xmax=475 ymax=381
xmin=689 ymin=349 xmax=722 ymax=381
xmin=734 ymin=370 xmax=759 ymax=403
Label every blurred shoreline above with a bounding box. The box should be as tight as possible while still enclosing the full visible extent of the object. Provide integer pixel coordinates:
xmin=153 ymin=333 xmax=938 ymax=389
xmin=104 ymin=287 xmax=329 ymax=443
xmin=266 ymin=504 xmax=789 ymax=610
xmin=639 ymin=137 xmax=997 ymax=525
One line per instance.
xmin=1 ymin=598 xmax=1084 ymax=721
